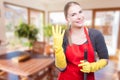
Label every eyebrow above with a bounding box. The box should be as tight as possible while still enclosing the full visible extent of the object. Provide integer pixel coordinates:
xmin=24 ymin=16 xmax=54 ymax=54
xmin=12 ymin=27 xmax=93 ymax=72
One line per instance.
xmin=71 ymin=10 xmax=82 ymax=14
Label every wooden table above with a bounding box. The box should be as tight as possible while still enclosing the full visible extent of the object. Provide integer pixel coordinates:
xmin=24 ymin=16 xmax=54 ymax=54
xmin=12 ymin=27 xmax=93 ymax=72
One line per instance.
xmin=0 ymin=51 xmax=54 ymax=80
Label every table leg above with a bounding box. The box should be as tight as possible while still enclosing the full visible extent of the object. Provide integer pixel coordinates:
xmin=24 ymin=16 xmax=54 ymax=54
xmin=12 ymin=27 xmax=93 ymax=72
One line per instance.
xmin=0 ymin=70 xmax=6 ymax=75
xmin=20 ymin=76 xmax=34 ymax=80
xmin=47 ymin=65 xmax=54 ymax=80
xmin=21 ymin=77 xmax=28 ymax=80
xmin=0 ymin=70 xmax=7 ymax=80
xmin=118 ymin=71 xmax=120 ymax=80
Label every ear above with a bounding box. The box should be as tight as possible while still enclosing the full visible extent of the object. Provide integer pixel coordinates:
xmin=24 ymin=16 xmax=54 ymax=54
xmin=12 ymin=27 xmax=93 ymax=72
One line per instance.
xmin=66 ymin=17 xmax=71 ymax=23
xmin=65 ymin=17 xmax=68 ymax=22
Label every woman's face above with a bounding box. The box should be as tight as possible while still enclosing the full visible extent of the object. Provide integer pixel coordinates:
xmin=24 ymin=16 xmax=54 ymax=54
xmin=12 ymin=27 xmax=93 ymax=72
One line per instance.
xmin=66 ymin=4 xmax=84 ymax=27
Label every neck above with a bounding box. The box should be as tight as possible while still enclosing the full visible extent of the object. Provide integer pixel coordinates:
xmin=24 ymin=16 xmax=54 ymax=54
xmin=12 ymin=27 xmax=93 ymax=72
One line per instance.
xmin=70 ymin=26 xmax=87 ymax=45
xmin=71 ymin=26 xmax=84 ymax=34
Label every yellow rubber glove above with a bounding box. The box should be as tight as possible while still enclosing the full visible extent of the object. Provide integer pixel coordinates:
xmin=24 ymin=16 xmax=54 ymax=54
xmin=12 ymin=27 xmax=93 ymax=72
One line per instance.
xmin=78 ymin=59 xmax=108 ymax=73
xmin=52 ymin=25 xmax=67 ymax=69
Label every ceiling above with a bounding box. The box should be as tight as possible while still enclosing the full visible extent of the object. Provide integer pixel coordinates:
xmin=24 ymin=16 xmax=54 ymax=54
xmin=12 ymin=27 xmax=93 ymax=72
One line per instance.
xmin=3 ymin=0 xmax=120 ymax=11
xmin=36 ymin=0 xmax=120 ymax=11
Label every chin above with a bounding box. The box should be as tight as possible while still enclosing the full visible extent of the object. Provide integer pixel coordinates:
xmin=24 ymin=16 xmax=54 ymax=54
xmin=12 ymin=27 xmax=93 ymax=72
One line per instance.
xmin=76 ymin=24 xmax=84 ymax=27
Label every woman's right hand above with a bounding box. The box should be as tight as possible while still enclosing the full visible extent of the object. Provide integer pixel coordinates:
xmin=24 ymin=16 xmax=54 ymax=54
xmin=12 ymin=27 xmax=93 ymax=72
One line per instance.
xmin=52 ymin=25 xmax=65 ymax=50
xmin=52 ymin=25 xmax=67 ymax=69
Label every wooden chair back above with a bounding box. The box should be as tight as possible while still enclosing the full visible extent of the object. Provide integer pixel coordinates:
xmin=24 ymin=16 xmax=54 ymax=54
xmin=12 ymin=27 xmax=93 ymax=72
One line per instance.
xmin=32 ymin=41 xmax=46 ymax=54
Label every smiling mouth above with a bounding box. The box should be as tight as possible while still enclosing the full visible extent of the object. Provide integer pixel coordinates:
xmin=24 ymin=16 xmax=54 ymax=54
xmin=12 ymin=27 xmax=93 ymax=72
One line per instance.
xmin=76 ymin=21 xmax=83 ymax=24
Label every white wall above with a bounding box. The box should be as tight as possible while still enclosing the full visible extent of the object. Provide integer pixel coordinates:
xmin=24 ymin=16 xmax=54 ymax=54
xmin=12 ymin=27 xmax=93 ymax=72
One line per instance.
xmin=3 ymin=0 xmax=47 ymax=11
xmin=0 ymin=0 xmax=6 ymax=41
xmin=0 ymin=0 xmax=6 ymax=53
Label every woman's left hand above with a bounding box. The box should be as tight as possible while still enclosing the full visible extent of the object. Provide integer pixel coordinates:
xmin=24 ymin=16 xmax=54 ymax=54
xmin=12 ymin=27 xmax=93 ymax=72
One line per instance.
xmin=78 ymin=59 xmax=108 ymax=73
xmin=78 ymin=60 xmax=91 ymax=73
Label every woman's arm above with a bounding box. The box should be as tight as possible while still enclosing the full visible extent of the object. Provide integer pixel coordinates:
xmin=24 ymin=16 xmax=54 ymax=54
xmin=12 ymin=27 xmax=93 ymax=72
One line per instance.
xmin=78 ymin=29 xmax=109 ymax=73
xmin=95 ymin=30 xmax=109 ymax=59
xmin=52 ymin=26 xmax=67 ymax=71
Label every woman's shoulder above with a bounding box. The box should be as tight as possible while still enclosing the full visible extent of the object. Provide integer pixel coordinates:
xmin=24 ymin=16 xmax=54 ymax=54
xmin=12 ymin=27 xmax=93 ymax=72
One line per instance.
xmin=88 ymin=28 xmax=103 ymax=36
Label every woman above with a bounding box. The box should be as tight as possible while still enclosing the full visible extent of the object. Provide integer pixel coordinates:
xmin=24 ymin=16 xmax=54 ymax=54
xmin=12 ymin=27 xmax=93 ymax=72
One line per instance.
xmin=52 ymin=1 xmax=109 ymax=80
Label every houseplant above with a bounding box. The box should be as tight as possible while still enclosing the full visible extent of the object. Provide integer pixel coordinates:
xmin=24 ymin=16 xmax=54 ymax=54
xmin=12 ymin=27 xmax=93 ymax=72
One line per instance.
xmin=15 ymin=22 xmax=39 ymax=47
xmin=43 ymin=24 xmax=67 ymax=42
xmin=43 ymin=24 xmax=52 ymax=42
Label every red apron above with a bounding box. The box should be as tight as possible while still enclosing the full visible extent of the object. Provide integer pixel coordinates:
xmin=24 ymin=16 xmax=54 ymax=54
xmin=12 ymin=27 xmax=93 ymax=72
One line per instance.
xmin=58 ymin=27 xmax=95 ymax=80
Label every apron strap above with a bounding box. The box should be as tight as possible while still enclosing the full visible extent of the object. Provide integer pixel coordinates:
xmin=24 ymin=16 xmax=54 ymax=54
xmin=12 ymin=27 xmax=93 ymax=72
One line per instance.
xmin=84 ymin=27 xmax=91 ymax=44
xmin=84 ymin=27 xmax=95 ymax=62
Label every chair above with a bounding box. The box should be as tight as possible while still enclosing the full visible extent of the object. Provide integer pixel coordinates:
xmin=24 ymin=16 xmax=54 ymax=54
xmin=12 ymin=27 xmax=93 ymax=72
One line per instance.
xmin=32 ymin=41 xmax=46 ymax=54
xmin=0 ymin=70 xmax=7 ymax=80
xmin=31 ymin=41 xmax=54 ymax=80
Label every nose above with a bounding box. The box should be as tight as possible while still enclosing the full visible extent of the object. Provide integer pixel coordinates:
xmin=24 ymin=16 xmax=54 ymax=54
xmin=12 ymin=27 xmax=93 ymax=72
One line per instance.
xmin=77 ymin=14 xmax=84 ymax=20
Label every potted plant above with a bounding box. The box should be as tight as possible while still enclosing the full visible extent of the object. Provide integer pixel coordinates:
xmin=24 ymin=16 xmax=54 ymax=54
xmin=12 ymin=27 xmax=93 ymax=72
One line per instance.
xmin=43 ymin=24 xmax=53 ymax=42
xmin=14 ymin=22 xmax=39 ymax=47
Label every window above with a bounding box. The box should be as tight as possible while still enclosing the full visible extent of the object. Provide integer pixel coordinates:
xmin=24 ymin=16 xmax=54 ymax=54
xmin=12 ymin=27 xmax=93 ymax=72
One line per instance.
xmin=5 ymin=4 xmax=28 ymax=51
xmin=83 ymin=10 xmax=92 ymax=27
xmin=30 ymin=9 xmax=44 ymax=41
xmin=4 ymin=4 xmax=44 ymax=51
xmin=49 ymin=12 xmax=66 ymax=24
xmin=94 ymin=10 xmax=120 ymax=55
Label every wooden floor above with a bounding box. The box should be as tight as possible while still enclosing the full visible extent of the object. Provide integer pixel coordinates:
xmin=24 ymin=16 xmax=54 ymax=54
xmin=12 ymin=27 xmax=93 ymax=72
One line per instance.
xmin=0 ymin=60 xmax=119 ymax=80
